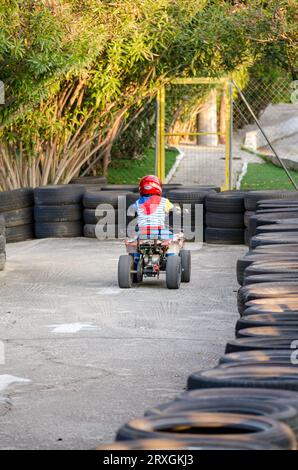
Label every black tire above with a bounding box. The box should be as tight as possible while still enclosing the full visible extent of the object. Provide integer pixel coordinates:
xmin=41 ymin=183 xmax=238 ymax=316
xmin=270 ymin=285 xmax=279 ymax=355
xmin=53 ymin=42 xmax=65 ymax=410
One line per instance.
xmin=83 ymin=208 xmax=119 ymax=225
xmin=162 ymin=183 xmax=183 ymax=189
xmin=70 ymin=176 xmax=107 ymax=185
xmin=245 ymin=298 xmax=298 ymax=317
xmin=150 ymin=386 xmax=298 ymax=409
xmin=34 ymin=185 xmax=85 ymax=205
xmin=144 ymin=395 xmax=298 ymax=437
xmin=187 ymin=365 xmax=298 ymax=396
xmin=256 ymin=223 xmax=298 ymax=235
xmin=244 ymin=229 xmax=250 ymax=246
xmin=5 ymin=224 xmax=34 ymax=243
xmin=244 ymin=305 xmax=298 ymax=316
xmin=244 ymin=273 xmax=298 ymax=286
xmin=244 ymin=211 xmax=254 ymax=227
xmin=83 ymin=209 xmax=97 ymax=225
xmin=237 ymin=282 xmax=298 ymax=315
xmin=2 ymin=207 xmax=34 ymax=228
xmin=83 ymin=224 xmax=96 ymax=238
xmin=0 ymin=235 xmax=6 ymax=252
xmin=118 ymin=255 xmax=133 ymax=288
xmin=132 ymin=268 xmax=143 ymax=284
xmin=83 ymin=190 xmax=138 ymax=209
xmin=0 ymin=215 xmax=6 ymax=235
xmin=244 ymin=260 xmax=298 ymax=279
xmin=249 ymin=212 xmax=298 ymax=237
xmin=225 ymin=336 xmax=298 ymax=353
xmin=116 ymin=411 xmax=296 ymax=450
xmin=0 ymin=188 xmax=34 ymax=211
xmin=205 ymin=191 xmax=246 ymax=213
xmin=83 ymin=223 xmax=122 ymax=239
xmin=206 ymin=212 xmax=244 ymax=229
xmin=257 ymin=208 xmax=298 ymax=216
xmin=180 ymin=249 xmax=191 ymax=282
xmin=254 ymin=243 xmax=298 ymax=254
xmin=167 ymin=189 xmax=214 ymax=204
xmin=99 ymin=184 xmax=139 ymax=192
xmin=237 ymin=254 xmax=298 ymax=286
xmin=181 ymin=185 xmax=221 ymax=192
xmin=0 ymin=252 xmax=5 ymax=270
xmin=244 ymin=191 xmax=298 ymax=211
xmin=34 ymin=204 xmax=82 ymax=223
xmin=166 ymin=255 xmax=181 ymax=289
xmin=205 ymin=227 xmax=244 ymax=245
xmin=97 ymin=438 xmax=279 ymax=450
xmin=219 ymin=350 xmax=294 ymax=366
xmin=257 ymin=199 xmax=298 ymax=210
xmin=35 ymin=221 xmax=82 ymax=238
xmin=236 ymin=313 xmax=298 ymax=333
xmin=236 ymin=325 xmax=298 ymax=339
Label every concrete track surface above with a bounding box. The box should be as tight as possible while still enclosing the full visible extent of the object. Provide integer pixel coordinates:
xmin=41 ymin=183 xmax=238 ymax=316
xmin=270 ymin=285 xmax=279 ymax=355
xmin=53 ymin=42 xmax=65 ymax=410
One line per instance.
xmin=0 ymin=238 xmax=246 ymax=449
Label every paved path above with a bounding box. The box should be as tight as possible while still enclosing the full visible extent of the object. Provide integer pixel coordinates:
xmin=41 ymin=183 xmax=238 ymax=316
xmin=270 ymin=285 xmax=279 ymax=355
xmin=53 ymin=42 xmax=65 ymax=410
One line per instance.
xmin=0 ymin=238 xmax=245 ymax=449
xmin=169 ymin=135 xmax=263 ymax=188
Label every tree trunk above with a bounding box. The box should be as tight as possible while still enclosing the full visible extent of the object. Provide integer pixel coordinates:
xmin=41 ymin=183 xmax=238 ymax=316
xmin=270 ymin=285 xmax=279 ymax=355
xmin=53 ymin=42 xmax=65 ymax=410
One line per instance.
xmin=102 ymin=148 xmax=111 ymax=176
xmin=197 ymin=89 xmax=218 ymax=146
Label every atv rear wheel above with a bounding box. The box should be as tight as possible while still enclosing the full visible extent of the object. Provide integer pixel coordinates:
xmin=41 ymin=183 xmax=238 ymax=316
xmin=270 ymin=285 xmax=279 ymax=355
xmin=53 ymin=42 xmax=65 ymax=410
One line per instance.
xmin=133 ymin=259 xmax=143 ymax=284
xmin=118 ymin=255 xmax=133 ymax=288
xmin=180 ymin=249 xmax=191 ymax=282
xmin=166 ymin=255 xmax=181 ymax=289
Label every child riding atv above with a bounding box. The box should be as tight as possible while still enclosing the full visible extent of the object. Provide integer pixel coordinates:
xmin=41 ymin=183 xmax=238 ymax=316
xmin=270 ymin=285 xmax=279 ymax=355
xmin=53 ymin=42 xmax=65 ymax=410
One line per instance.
xmin=117 ymin=175 xmax=191 ymax=289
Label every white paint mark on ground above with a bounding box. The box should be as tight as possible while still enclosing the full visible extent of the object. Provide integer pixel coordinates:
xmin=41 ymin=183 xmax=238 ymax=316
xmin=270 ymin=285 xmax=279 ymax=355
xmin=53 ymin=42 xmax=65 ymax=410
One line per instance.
xmin=47 ymin=323 xmax=99 ymax=334
xmin=0 ymin=375 xmax=31 ymax=392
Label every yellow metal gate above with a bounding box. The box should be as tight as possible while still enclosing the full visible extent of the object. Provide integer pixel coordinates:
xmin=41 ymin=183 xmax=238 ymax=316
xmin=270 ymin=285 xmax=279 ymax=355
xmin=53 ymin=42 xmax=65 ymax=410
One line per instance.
xmin=155 ymin=77 xmax=232 ymax=190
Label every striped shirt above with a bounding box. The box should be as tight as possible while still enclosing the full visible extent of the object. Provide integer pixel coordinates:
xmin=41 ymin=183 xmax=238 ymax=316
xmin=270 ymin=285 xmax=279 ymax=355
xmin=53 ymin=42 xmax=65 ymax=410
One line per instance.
xmin=132 ymin=195 xmax=173 ymax=231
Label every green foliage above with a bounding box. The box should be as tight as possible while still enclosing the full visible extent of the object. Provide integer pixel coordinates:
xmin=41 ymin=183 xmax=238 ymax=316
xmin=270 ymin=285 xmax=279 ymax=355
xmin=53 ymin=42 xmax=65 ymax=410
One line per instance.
xmin=111 ymin=100 xmax=157 ymax=160
xmin=0 ymin=0 xmax=297 ymax=189
xmin=241 ymin=161 xmax=298 ymax=190
xmin=108 ymin=148 xmax=178 ymax=184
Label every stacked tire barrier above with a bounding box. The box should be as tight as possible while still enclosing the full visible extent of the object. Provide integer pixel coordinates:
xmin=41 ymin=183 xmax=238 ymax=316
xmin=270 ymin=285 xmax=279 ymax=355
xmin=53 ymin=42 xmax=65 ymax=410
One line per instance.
xmin=100 ymin=192 xmax=298 ymax=450
xmin=0 ymin=215 xmax=6 ymax=271
xmin=244 ymin=190 xmax=298 ymax=246
xmin=2 ymin=185 xmax=298 ymax=448
xmin=34 ymin=185 xmax=85 ymax=238
xmin=83 ymin=190 xmax=139 ymax=239
xmin=0 ymin=188 xmax=34 ymax=242
xmin=167 ymin=186 xmax=220 ymax=241
xmin=205 ymin=191 xmax=246 ymax=244
xmin=70 ymin=175 xmax=107 ymax=187
xmin=0 ymin=183 xmax=218 ymax=244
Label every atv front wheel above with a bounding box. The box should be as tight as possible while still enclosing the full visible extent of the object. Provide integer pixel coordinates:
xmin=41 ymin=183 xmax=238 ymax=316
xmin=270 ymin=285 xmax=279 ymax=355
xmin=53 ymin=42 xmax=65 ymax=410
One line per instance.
xmin=166 ymin=255 xmax=181 ymax=289
xmin=118 ymin=255 xmax=133 ymax=288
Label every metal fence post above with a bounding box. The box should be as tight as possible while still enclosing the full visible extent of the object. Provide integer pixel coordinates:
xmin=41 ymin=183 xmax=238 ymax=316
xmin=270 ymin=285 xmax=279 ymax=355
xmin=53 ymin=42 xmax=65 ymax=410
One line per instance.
xmin=155 ymin=86 xmax=166 ymax=182
xmin=229 ymin=81 xmax=233 ymax=189
xmin=224 ymin=81 xmax=231 ymax=190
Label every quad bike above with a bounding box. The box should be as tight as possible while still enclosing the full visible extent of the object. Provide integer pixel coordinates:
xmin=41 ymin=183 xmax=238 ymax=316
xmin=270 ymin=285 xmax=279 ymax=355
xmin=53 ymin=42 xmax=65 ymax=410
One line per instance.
xmin=118 ymin=233 xmax=191 ymax=289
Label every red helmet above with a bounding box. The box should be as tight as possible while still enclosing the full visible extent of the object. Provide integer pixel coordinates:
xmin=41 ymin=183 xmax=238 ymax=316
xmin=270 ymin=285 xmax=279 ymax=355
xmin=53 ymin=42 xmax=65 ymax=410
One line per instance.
xmin=139 ymin=175 xmax=162 ymax=196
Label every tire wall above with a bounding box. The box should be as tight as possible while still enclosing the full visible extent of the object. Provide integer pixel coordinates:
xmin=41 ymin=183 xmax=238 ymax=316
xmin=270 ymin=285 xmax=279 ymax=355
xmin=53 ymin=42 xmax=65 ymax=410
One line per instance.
xmin=205 ymin=191 xmax=246 ymax=244
xmin=34 ymin=185 xmax=85 ymax=238
xmin=110 ymin=194 xmax=298 ymax=450
xmin=0 ymin=187 xmax=297 ymax=247
xmin=0 ymin=189 xmax=34 ymax=243
xmin=3 ymin=186 xmax=298 ymax=449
